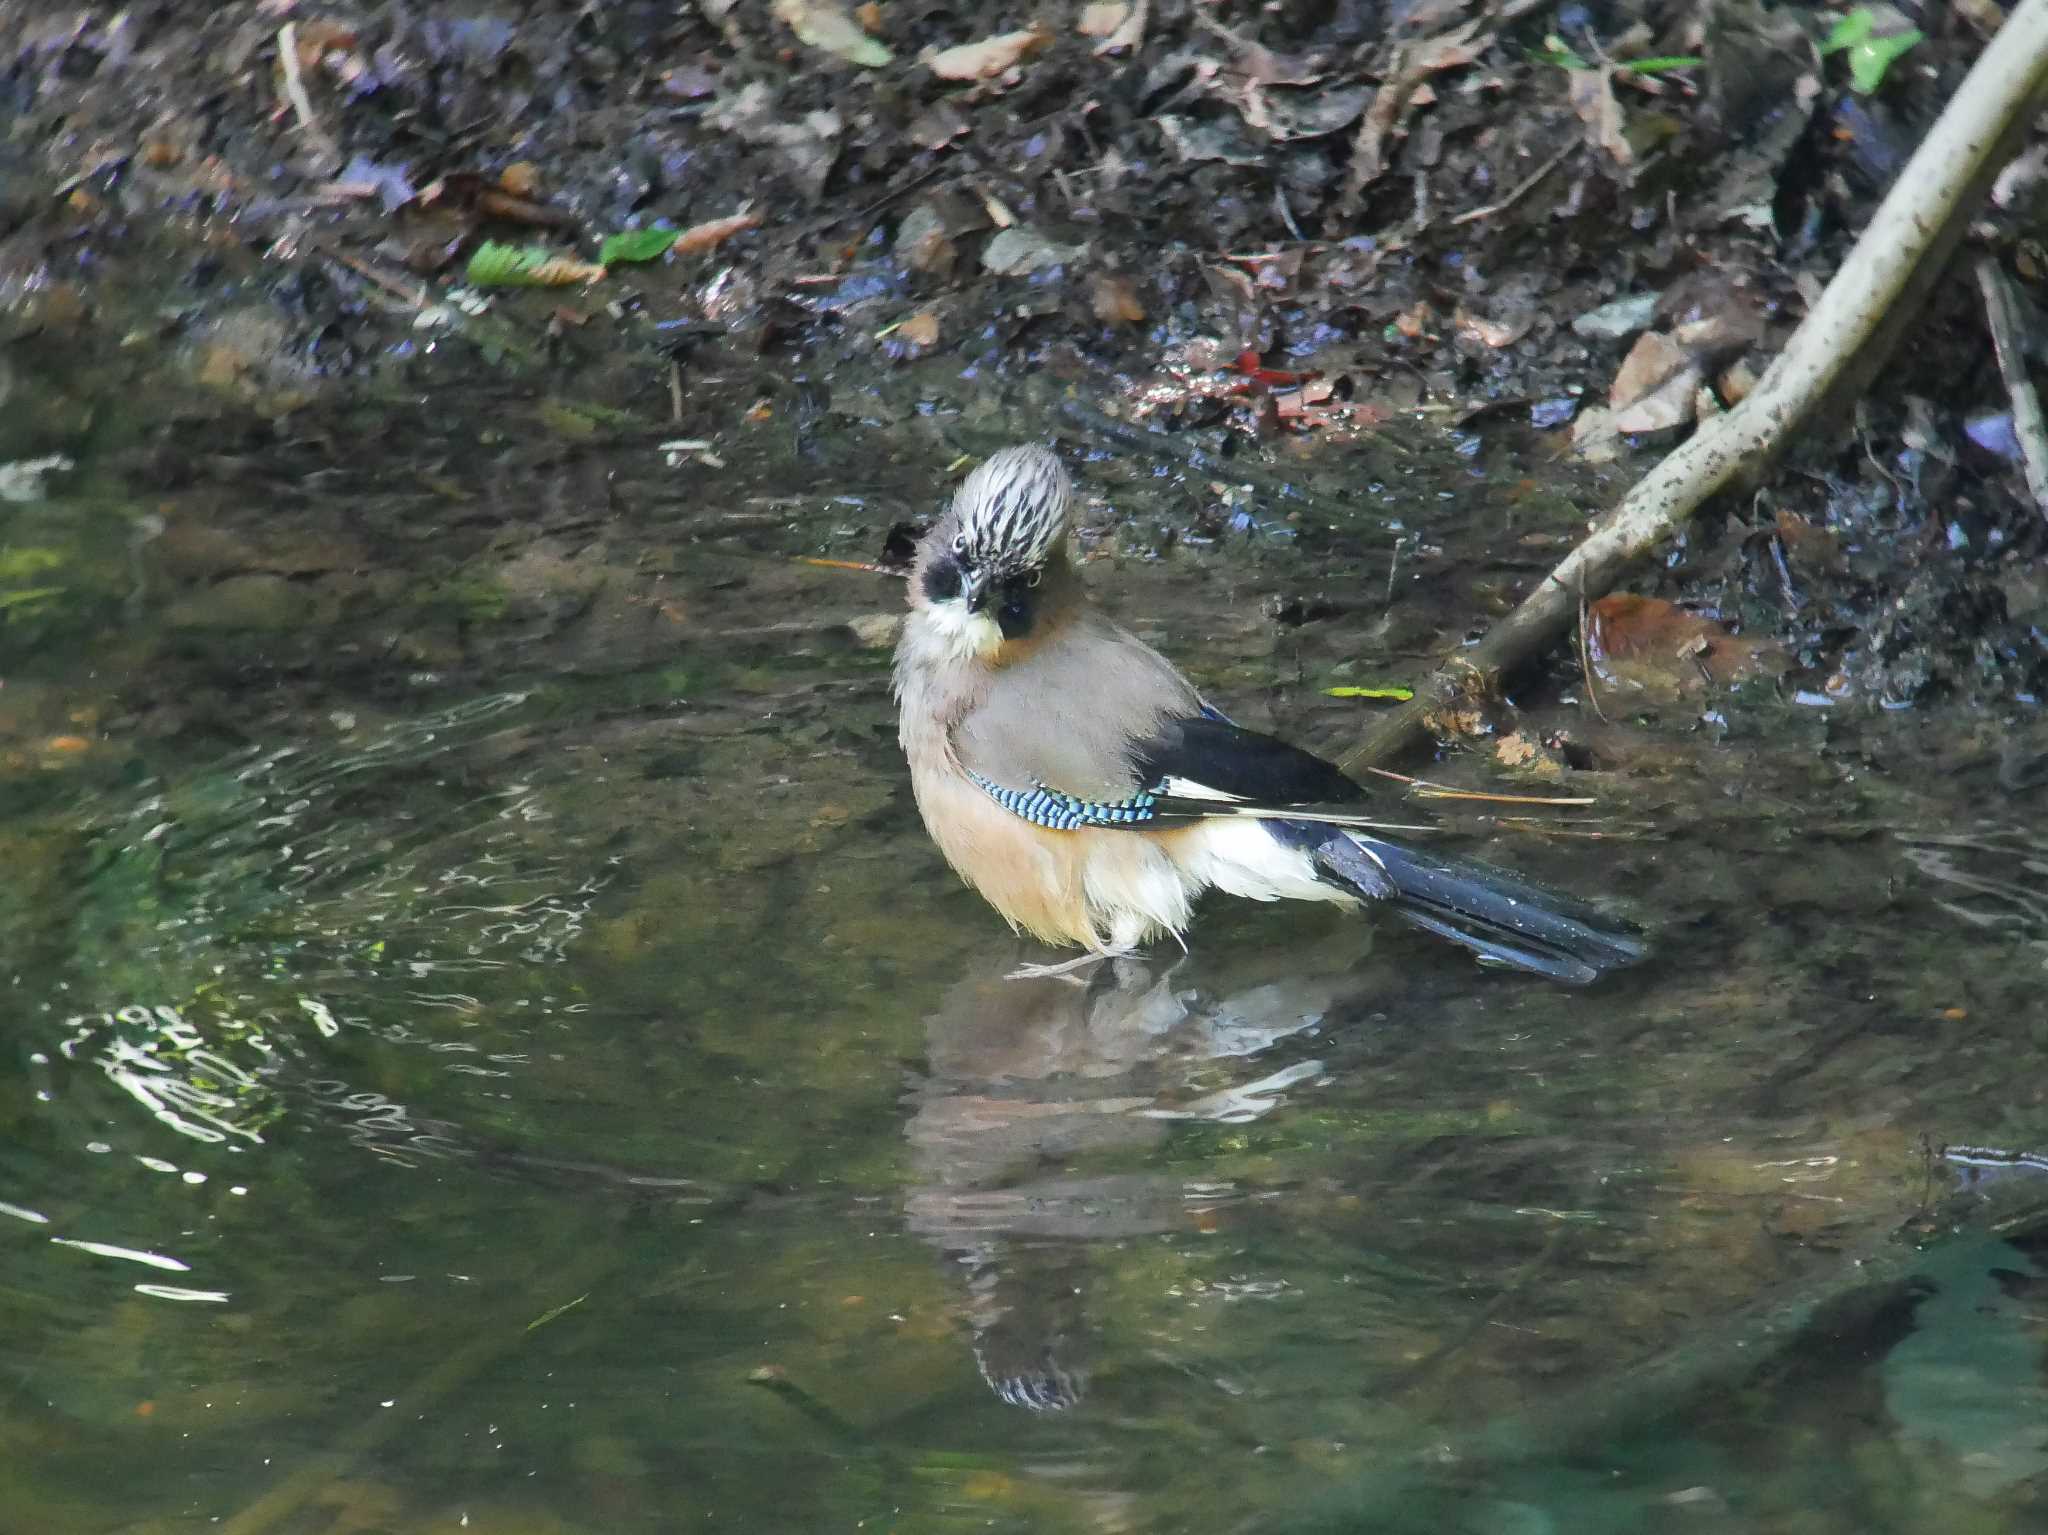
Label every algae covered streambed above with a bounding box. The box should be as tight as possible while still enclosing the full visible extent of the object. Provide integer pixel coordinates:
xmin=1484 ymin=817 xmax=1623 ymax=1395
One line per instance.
xmin=3 ymin=319 xmax=2048 ymax=1534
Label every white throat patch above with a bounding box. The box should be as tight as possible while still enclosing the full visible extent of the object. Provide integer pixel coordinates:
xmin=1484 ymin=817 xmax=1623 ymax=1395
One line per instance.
xmin=914 ymin=599 xmax=1003 ymax=662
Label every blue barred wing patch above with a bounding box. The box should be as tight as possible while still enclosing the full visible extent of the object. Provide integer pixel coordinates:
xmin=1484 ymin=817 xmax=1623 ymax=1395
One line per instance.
xmin=965 ymin=770 xmax=1159 ymax=830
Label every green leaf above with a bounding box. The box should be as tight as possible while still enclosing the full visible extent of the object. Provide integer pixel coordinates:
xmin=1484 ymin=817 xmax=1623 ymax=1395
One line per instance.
xmin=1531 ymin=43 xmax=1590 ymax=69
xmin=1819 ymin=8 xmax=1875 ymax=53
xmin=599 ymin=227 xmax=681 ymax=266
xmin=1848 ymin=28 xmax=1921 ymax=91
xmin=1621 ymin=54 xmax=1705 ymax=75
xmin=0 ymin=586 xmax=64 ymax=612
xmin=1324 ymin=684 xmax=1415 ymax=701
xmin=526 ymin=1293 xmax=589 ymax=1332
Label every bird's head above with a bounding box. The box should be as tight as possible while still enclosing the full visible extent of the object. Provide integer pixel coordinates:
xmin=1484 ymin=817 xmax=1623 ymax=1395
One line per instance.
xmin=909 ymin=444 xmax=1074 ymax=660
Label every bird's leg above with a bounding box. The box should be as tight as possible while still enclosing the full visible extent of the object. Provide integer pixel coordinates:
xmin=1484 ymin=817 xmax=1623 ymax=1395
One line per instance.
xmin=1005 ymin=944 xmax=1139 ymax=983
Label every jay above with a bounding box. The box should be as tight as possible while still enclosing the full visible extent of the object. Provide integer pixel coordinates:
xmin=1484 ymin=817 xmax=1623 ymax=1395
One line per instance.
xmin=893 ymin=444 xmax=1645 ymax=985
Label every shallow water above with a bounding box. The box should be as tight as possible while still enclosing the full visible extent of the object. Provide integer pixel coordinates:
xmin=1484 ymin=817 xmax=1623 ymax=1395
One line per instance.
xmin=4 ymin=332 xmax=2047 ymax=1534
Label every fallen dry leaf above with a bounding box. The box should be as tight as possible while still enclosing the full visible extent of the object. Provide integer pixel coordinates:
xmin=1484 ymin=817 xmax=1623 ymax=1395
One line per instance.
xmin=1393 ymin=300 xmax=1436 ymax=340
xmin=1494 ymin=731 xmax=1565 ymax=779
xmin=895 ymin=310 xmax=940 ymax=346
xmin=1091 ymin=273 xmax=1145 ymax=324
xmin=1586 ymin=594 xmax=1784 ymax=694
xmin=1609 ymin=331 xmax=1688 ymax=410
xmin=1078 ymin=2 xmax=1129 ymax=37
xmin=772 ymin=0 xmax=892 ymax=66
xmin=526 ymin=256 xmax=606 ymax=286
xmin=498 ymin=161 xmax=540 ymax=197
xmin=981 ymin=225 xmax=1080 ymax=276
xmin=1455 ymin=306 xmax=1531 ymax=349
xmin=974 ymin=186 xmax=1017 ymax=228
xmin=1718 ymin=358 xmax=1759 ymax=404
xmin=672 ymin=208 xmax=762 ymax=255
xmin=1608 ymin=367 xmax=1701 ymax=433
xmin=1773 ymin=509 xmax=1846 ymax=574
xmin=925 ymin=25 xmax=1051 ymax=81
xmin=1273 ymin=380 xmax=1335 ymax=416
xmin=1093 ymin=0 xmax=1148 ymax=53
xmin=1567 ymin=65 xmax=1632 ymax=169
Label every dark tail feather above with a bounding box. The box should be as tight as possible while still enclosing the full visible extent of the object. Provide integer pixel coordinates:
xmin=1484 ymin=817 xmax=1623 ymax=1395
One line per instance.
xmin=1308 ymin=829 xmax=1646 ymax=986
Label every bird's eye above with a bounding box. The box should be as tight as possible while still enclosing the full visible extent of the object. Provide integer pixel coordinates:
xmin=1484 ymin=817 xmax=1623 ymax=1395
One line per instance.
xmin=951 ymin=533 xmax=967 ymax=555
xmin=1025 ymin=569 xmax=1043 ymax=589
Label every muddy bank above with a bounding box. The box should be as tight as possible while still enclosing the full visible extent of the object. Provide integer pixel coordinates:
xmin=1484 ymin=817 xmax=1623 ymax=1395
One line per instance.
xmin=3 ymin=0 xmax=2044 ymax=727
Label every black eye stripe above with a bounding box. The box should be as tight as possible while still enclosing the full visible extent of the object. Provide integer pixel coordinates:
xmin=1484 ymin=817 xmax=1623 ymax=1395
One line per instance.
xmin=922 ymin=558 xmax=962 ymax=603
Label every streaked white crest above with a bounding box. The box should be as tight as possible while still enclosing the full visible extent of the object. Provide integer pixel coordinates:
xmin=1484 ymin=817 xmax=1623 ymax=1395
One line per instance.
xmin=951 ymin=444 xmax=1072 ymax=572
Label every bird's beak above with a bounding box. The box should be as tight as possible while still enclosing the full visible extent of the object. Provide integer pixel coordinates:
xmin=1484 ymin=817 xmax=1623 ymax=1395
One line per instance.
xmin=960 ymin=569 xmax=990 ymax=613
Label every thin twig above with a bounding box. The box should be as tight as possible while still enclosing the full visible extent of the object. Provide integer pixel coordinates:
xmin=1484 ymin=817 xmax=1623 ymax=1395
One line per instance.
xmin=275 ymin=24 xmax=342 ymax=168
xmin=318 ymin=247 xmax=428 ymax=308
xmin=1975 ymin=255 xmax=2048 ymax=519
xmin=798 ymin=556 xmax=909 ymax=578
xmin=1451 ymin=143 xmax=1574 ymax=226
xmin=1362 ymin=766 xmax=1597 ymax=806
xmin=1274 ymin=183 xmax=1307 ymax=242
xmin=1577 ymin=587 xmax=1609 ymax=722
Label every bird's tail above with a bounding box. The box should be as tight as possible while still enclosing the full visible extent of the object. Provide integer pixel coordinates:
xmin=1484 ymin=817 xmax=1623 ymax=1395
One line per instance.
xmin=1308 ymin=828 xmax=1646 ymax=986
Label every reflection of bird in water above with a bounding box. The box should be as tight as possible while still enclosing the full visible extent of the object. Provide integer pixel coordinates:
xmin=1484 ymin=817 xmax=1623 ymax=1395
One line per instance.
xmin=903 ymin=948 xmax=1343 ymax=1410
xmin=893 ymin=445 xmax=1646 ymax=984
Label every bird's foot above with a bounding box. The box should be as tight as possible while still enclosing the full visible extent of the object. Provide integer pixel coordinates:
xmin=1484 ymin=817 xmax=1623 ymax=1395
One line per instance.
xmin=1005 ymin=944 xmax=1137 ymax=984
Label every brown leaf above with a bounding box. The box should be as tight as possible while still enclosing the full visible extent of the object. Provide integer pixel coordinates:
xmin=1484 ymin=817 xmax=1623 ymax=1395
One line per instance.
xmin=498 ymin=161 xmax=540 ymax=197
xmin=1077 ymin=2 xmax=1129 ymax=37
xmin=1092 ymin=0 xmax=1148 ymax=54
xmin=1393 ymin=300 xmax=1436 ymax=340
xmin=925 ymin=25 xmax=1052 ymax=81
xmin=1454 ymin=306 xmax=1531 ymax=349
xmin=1718 ymin=358 xmax=1759 ymax=404
xmin=523 ymin=256 xmax=608 ymax=286
xmin=1609 ymin=332 xmax=1688 ymax=411
xmin=1773 ymin=510 xmax=1845 ymax=574
xmin=1586 ymin=595 xmax=1783 ymax=694
xmin=896 ymin=310 xmax=940 ymax=347
xmin=1567 ymin=66 xmax=1632 ymax=169
xmin=771 ymin=0 xmax=893 ymax=66
xmin=1608 ymin=365 xmax=1701 ymax=433
xmin=1091 ymin=274 xmax=1146 ymax=324
xmin=672 ymin=209 xmax=762 ymax=255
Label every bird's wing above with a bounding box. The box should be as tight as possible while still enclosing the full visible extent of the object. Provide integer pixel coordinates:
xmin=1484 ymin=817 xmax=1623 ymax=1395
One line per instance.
xmin=957 ymin=632 xmax=1422 ymax=831
xmin=1126 ymin=714 xmax=1426 ymax=829
xmin=1130 ymin=713 xmax=1360 ymax=806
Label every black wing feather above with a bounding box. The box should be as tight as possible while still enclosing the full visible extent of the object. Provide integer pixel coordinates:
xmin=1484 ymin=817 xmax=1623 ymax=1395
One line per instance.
xmin=1130 ymin=714 xmax=1365 ymax=809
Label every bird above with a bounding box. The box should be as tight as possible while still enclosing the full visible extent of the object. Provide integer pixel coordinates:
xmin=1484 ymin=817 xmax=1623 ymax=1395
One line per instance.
xmin=892 ymin=443 xmax=1646 ymax=986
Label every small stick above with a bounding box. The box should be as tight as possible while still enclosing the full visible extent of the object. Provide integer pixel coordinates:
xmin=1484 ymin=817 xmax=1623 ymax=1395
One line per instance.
xmin=669 ymin=361 xmax=685 ymax=423
xmin=319 ymin=247 xmax=427 ymax=308
xmin=1362 ymin=766 xmax=1596 ymax=806
xmin=1975 ymin=255 xmax=2048 ymax=519
xmin=798 ymin=556 xmax=908 ymax=578
xmin=1577 ymin=587 xmax=1609 ymax=722
xmin=1451 ymin=143 xmax=1574 ymax=226
xmin=275 ymin=24 xmax=342 ymax=168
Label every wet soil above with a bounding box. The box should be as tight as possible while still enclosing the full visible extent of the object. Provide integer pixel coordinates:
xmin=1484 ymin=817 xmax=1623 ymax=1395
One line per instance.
xmin=5 ymin=0 xmax=2045 ymax=727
